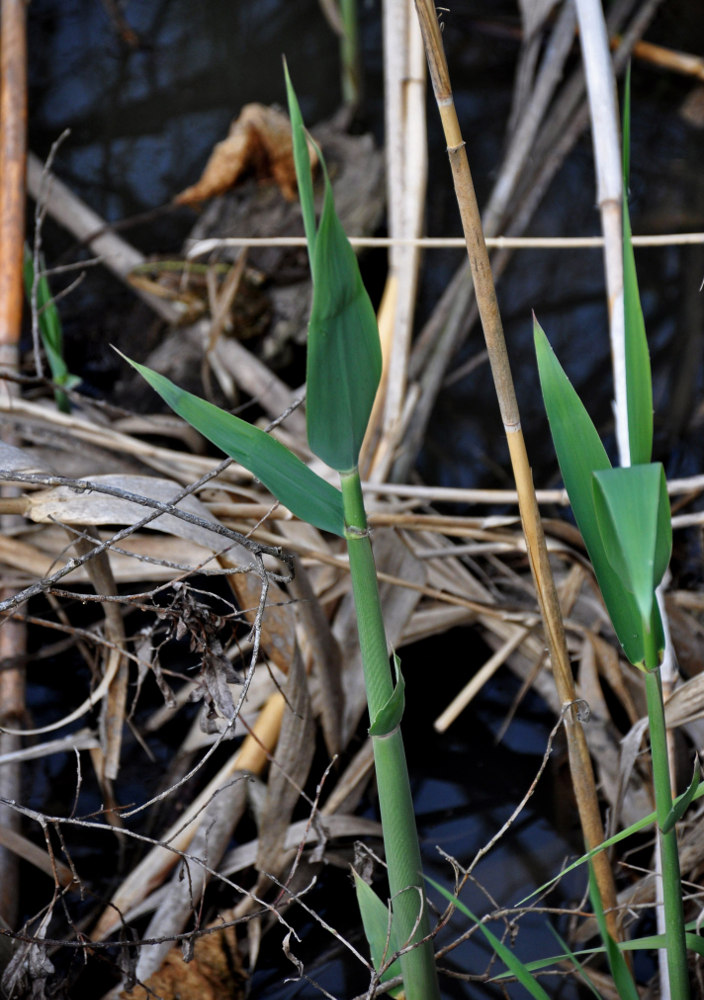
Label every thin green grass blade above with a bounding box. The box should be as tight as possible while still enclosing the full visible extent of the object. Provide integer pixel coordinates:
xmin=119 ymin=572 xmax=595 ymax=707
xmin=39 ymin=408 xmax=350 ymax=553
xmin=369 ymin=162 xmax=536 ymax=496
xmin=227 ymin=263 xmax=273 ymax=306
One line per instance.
xmin=501 ymin=927 xmax=704 ymax=978
xmin=592 ymin=464 xmax=671 ymax=628
xmin=284 ymin=62 xmax=317 ymax=270
xmin=622 ymin=64 xmax=631 ymax=191
xmin=426 ymin=876 xmax=551 ymax=1000
xmin=662 ymin=758 xmax=701 ymax=834
xmin=534 ymin=317 xmax=656 ymax=664
xmin=622 ymin=67 xmax=653 ymax=466
xmin=519 ymin=783 xmax=704 ymax=906
xmin=306 ymin=158 xmax=382 ymax=471
xmin=119 ymin=353 xmax=345 ymax=537
xmin=623 ymin=197 xmax=652 ymax=465
xmin=546 ymin=923 xmax=604 ymax=998
xmin=588 ymin=865 xmax=639 ymax=1000
xmin=352 ymin=871 xmax=403 ymax=995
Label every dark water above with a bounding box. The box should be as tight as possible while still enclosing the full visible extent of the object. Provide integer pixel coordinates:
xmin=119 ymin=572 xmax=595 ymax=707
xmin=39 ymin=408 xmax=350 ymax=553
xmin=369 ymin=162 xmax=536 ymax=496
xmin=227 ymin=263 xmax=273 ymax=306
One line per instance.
xmin=23 ymin=0 xmax=704 ymax=996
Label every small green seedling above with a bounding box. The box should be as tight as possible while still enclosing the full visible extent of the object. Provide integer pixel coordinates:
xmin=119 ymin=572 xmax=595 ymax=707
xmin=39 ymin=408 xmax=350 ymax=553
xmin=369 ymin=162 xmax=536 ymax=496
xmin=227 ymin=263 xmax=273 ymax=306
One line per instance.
xmin=120 ymin=65 xmax=439 ymax=1000
xmin=534 ymin=72 xmax=692 ymax=998
xmin=23 ymin=246 xmax=80 ymax=412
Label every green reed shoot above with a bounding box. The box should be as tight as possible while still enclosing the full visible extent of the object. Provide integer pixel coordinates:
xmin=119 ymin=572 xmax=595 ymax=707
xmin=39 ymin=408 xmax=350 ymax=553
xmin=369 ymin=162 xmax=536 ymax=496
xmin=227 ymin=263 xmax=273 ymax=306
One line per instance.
xmin=23 ymin=246 xmax=80 ymax=412
xmin=120 ymin=65 xmax=439 ymax=1000
xmin=534 ymin=75 xmax=692 ymax=997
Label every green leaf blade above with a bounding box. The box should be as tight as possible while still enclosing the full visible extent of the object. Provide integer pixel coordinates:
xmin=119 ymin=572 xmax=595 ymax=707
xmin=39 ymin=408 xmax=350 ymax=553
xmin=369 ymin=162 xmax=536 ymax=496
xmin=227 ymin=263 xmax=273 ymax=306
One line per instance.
xmin=352 ymin=871 xmax=402 ymax=994
xmin=534 ymin=317 xmax=653 ymax=664
xmin=119 ymin=353 xmax=345 ymax=537
xmin=588 ymin=865 xmax=640 ymax=1000
xmin=623 ymin=197 xmax=653 ymax=466
xmin=284 ymin=61 xmax=317 ymax=270
xmin=592 ymin=464 xmax=671 ymax=628
xmin=622 ymin=67 xmax=653 ymax=466
xmin=306 ymin=168 xmax=382 ymax=471
xmin=426 ymin=876 xmax=551 ymax=1000
xmin=662 ymin=759 xmax=701 ymax=835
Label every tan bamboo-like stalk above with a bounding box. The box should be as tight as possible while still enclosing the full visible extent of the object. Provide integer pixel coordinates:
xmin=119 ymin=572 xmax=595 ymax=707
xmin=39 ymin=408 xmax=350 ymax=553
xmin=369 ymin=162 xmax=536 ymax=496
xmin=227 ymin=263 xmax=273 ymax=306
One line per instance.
xmin=0 ymin=0 xmax=28 ymax=932
xmin=412 ymin=0 xmax=621 ymax=940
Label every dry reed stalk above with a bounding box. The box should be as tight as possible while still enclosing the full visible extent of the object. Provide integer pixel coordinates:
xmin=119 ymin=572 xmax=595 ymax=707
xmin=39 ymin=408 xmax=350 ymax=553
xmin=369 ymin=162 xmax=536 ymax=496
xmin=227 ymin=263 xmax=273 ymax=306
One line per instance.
xmin=0 ymin=0 xmax=28 ymax=932
xmin=362 ymin=0 xmax=427 ymax=481
xmin=412 ymin=0 xmax=621 ymax=941
xmin=398 ymin=0 xmax=659 ymax=483
xmin=574 ymin=0 xmax=627 ymax=465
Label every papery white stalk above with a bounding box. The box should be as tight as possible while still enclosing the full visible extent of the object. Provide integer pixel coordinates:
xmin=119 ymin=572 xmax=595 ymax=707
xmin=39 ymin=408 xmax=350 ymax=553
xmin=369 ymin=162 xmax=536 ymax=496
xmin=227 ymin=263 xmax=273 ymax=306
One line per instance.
xmin=574 ymin=0 xmax=628 ymax=465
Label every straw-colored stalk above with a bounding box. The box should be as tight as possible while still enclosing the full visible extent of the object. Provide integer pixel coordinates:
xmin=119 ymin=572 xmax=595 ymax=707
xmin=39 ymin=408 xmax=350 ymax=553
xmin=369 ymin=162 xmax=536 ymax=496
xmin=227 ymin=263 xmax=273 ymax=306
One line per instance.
xmin=412 ymin=0 xmax=621 ymax=940
xmin=574 ymin=0 xmax=627 ymax=465
xmin=0 ymin=0 xmax=28 ymax=930
xmin=365 ymin=0 xmax=426 ymax=481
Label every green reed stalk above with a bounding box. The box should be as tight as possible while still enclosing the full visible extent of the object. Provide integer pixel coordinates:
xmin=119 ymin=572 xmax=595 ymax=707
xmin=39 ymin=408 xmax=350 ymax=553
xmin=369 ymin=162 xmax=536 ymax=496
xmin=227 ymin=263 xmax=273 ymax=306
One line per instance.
xmin=341 ymin=470 xmax=439 ymax=997
xmin=643 ymin=633 xmax=690 ymax=997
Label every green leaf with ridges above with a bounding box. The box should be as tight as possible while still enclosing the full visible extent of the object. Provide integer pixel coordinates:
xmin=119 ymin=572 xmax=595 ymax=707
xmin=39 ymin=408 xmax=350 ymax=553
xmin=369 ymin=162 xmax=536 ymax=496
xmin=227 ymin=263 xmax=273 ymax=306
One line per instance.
xmin=368 ymin=654 xmax=405 ymax=736
xmin=284 ymin=61 xmax=317 ymax=271
xmin=593 ymin=464 xmax=671 ymax=628
xmin=352 ymin=871 xmax=402 ymax=995
xmin=118 ymin=353 xmax=345 ymax=537
xmin=306 ymin=158 xmax=382 ymax=471
xmin=534 ymin=317 xmax=661 ymax=664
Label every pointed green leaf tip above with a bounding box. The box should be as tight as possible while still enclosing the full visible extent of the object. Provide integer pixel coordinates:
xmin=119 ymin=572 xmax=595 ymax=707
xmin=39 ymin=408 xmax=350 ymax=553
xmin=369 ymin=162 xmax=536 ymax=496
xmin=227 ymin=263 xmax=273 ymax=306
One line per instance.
xmin=306 ymin=167 xmax=382 ymax=471
xmin=622 ymin=68 xmax=653 ymax=467
xmin=533 ymin=318 xmax=663 ymax=665
xmin=284 ymin=69 xmax=382 ymax=472
xmin=117 ymin=352 xmax=344 ymax=537
xmin=283 ymin=58 xmax=316 ymax=271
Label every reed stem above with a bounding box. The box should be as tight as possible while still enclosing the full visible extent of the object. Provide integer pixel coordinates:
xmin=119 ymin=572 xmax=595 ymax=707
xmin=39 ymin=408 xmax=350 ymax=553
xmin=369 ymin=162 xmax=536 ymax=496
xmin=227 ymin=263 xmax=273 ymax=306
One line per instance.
xmin=340 ymin=470 xmax=440 ymax=1000
xmin=644 ymin=632 xmax=690 ymax=998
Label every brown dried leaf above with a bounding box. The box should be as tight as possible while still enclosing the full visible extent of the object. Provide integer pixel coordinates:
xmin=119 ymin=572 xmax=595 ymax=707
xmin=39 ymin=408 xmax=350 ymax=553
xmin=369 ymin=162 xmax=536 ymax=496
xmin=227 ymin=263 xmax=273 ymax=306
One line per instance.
xmin=175 ymin=104 xmax=318 ymax=205
xmin=121 ymin=924 xmax=246 ymax=1000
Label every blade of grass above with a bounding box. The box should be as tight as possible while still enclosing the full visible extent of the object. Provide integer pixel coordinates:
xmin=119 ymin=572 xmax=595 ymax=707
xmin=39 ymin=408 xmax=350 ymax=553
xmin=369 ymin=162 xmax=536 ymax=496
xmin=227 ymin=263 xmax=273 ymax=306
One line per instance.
xmin=306 ymin=160 xmax=382 ymax=471
xmin=534 ymin=318 xmax=663 ymax=665
xmin=622 ymin=64 xmax=653 ymax=467
xmin=592 ymin=463 xmax=671 ymax=630
xmin=426 ymin=876 xmax=551 ymax=1000
xmin=589 ymin=864 xmax=640 ymax=1000
xmin=546 ymin=922 xmax=605 ymax=998
xmin=117 ymin=352 xmax=345 ymax=538
xmin=283 ymin=60 xmax=316 ymax=271
xmin=518 ymin=782 xmax=704 ymax=904
xmin=352 ymin=870 xmax=403 ymax=995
